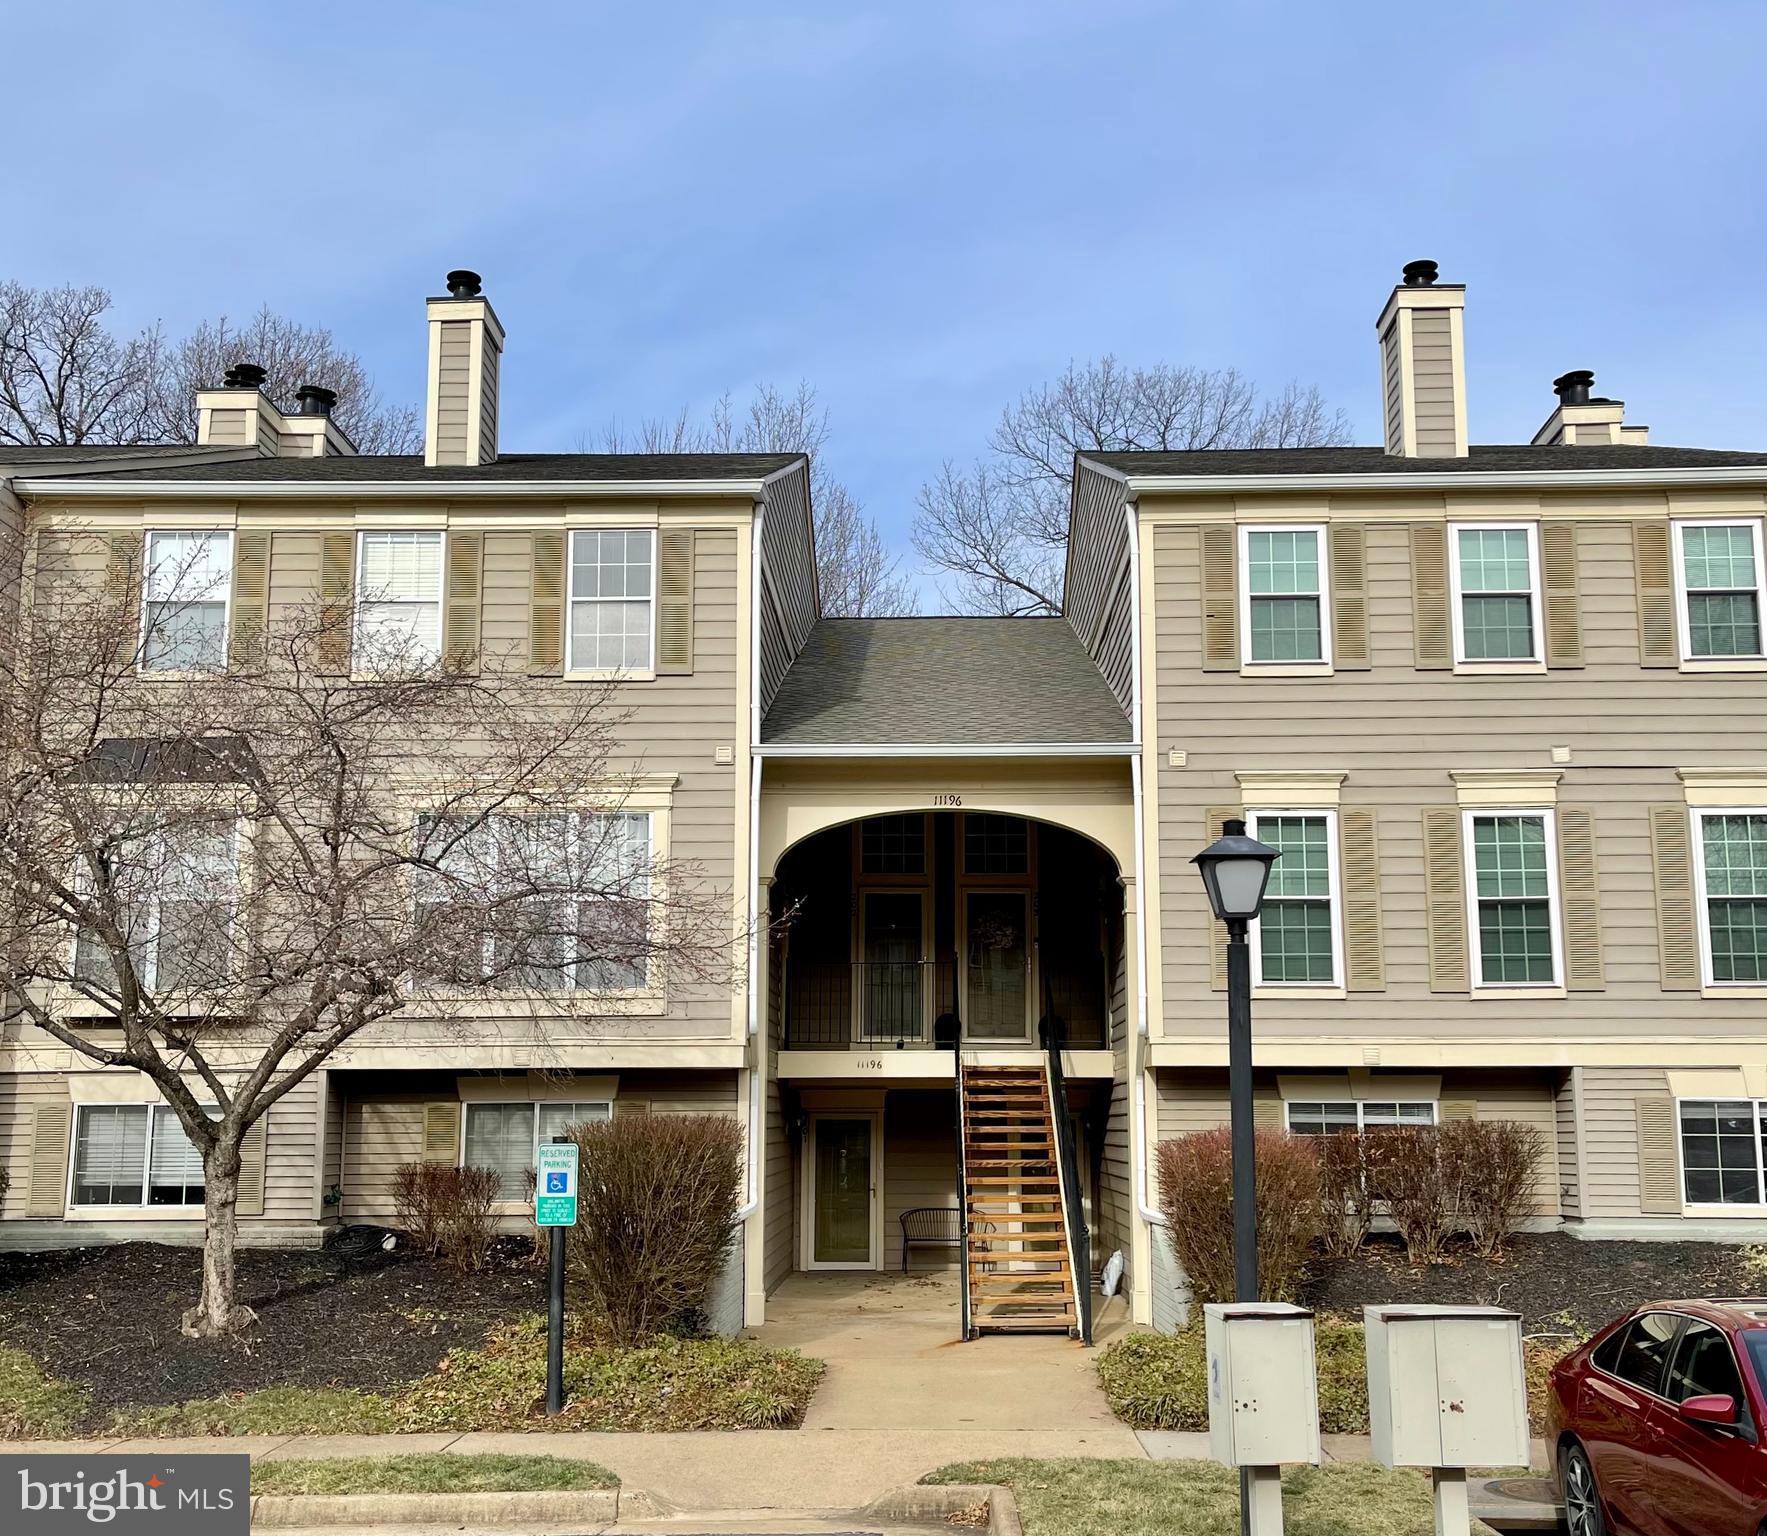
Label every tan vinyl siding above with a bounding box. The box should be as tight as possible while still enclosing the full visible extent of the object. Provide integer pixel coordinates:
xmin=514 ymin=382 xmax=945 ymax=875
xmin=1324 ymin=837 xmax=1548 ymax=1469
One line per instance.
xmin=205 ymin=408 xmax=253 ymax=447
xmin=478 ymin=342 xmax=500 ymax=464
xmin=434 ymin=321 xmax=473 ymax=463
xmin=1555 ymin=1070 xmax=1583 ymax=1220
xmin=1409 ymin=309 xmax=1459 ymax=456
xmin=1579 ymin=1067 xmax=1673 ymax=1219
xmin=1097 ymin=910 xmax=1134 ymax=1283
xmin=884 ymin=1090 xmax=959 ymax=1271
xmin=763 ymin=931 xmax=794 ymax=1290
xmin=0 ymin=1073 xmax=69 ymax=1220
xmin=757 ymin=461 xmax=815 ymax=711
xmin=1381 ymin=322 xmax=1404 ymax=454
xmin=1066 ymin=463 xmax=1135 ymax=713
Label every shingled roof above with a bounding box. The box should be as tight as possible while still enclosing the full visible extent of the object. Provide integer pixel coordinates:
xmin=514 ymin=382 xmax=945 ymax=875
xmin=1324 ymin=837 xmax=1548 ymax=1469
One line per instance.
xmin=1086 ymin=444 xmax=1767 ymax=477
xmin=50 ymin=451 xmax=804 ymax=483
xmin=761 ymin=618 xmax=1132 ymax=747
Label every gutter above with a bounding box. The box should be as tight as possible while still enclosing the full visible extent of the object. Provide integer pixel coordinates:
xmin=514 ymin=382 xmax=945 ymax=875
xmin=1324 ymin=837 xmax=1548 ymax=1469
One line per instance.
xmin=13 ymin=477 xmax=775 ymax=499
xmin=736 ymin=496 xmax=767 ymax=1222
xmin=1119 ymin=464 xmax=1767 ymax=495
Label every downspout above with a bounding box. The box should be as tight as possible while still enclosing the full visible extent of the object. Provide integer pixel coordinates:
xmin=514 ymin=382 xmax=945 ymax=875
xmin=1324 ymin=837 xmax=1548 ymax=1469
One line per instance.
xmin=1125 ymin=501 xmax=1165 ymax=1230
xmin=736 ymin=498 xmax=767 ymax=1221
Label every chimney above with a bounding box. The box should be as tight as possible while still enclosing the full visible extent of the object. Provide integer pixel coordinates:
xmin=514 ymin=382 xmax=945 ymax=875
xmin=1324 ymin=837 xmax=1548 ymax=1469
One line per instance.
xmin=196 ymin=363 xmax=356 ymax=457
xmin=1375 ymin=259 xmax=1468 ymax=458
xmin=1531 ymin=369 xmax=1650 ymax=447
xmin=424 ymin=268 xmax=504 ymax=467
xmin=279 ymin=382 xmax=357 ymax=458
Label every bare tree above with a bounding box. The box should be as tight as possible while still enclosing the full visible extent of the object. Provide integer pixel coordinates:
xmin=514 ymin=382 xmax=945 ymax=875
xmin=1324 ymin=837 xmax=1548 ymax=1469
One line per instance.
xmin=0 ymin=281 xmax=420 ymax=453
xmin=601 ymin=382 xmax=916 ymax=617
xmin=0 ymin=531 xmax=732 ymax=1336
xmin=915 ymin=358 xmax=1352 ymax=614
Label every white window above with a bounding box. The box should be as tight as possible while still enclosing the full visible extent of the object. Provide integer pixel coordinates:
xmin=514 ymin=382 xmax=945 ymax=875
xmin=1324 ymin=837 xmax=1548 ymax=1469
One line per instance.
xmin=1678 ymin=1099 xmax=1767 ymax=1207
xmin=415 ymin=810 xmax=653 ymax=992
xmin=72 ymin=820 xmax=239 ymax=995
xmin=70 ymin=1102 xmax=211 ymax=1207
xmin=356 ymin=530 xmax=444 ymax=666
xmin=1239 ymin=525 xmax=1330 ymax=667
xmin=569 ymin=529 xmax=655 ymax=672
xmin=141 ymin=530 xmax=232 ymax=672
xmin=1463 ymin=809 xmax=1562 ymax=988
xmin=1450 ymin=523 xmax=1541 ymax=663
xmin=1675 ymin=519 xmax=1766 ymax=661
xmin=462 ymin=1099 xmax=612 ymax=1196
xmin=1250 ymin=811 xmax=1341 ymax=986
xmin=1284 ymin=1100 xmax=1436 ymax=1135
xmin=1692 ymin=810 xmax=1767 ymax=987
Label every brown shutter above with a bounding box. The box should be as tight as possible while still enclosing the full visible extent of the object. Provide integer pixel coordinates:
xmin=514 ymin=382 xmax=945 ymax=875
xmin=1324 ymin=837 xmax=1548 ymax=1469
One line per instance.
xmin=1329 ymin=523 xmax=1371 ymax=669
xmin=1541 ymin=521 xmax=1585 ymax=668
xmin=1200 ymin=525 xmax=1238 ymax=671
xmin=444 ymin=530 xmax=483 ymax=671
xmin=655 ymin=528 xmax=695 ymax=675
xmin=1205 ymin=806 xmax=1235 ymax=991
xmin=1557 ymin=806 xmax=1604 ymax=991
xmin=528 ymin=530 xmax=565 ymax=675
xmin=1339 ymin=808 xmax=1385 ymax=992
xmin=236 ymin=1117 xmax=267 ymax=1217
xmin=27 ymin=1099 xmax=72 ymax=1216
xmin=1649 ymin=805 xmax=1701 ymax=991
xmin=1422 ymin=807 xmax=1469 ymax=992
xmin=1633 ymin=519 xmax=1680 ymax=668
xmin=229 ymin=530 xmax=270 ymax=665
xmin=317 ymin=530 xmax=355 ymax=671
xmin=1253 ymin=1099 xmax=1282 ymax=1131
xmin=1440 ymin=1099 xmax=1478 ymax=1122
xmin=422 ymin=1102 xmax=461 ymax=1163
xmin=1410 ymin=523 xmax=1452 ymax=669
xmin=1634 ymin=1095 xmax=1683 ymax=1214
xmin=106 ymin=531 xmax=142 ymax=666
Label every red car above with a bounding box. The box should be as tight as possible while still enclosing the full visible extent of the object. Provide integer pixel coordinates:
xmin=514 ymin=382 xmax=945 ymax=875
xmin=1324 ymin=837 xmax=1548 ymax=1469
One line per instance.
xmin=1547 ymin=1300 xmax=1767 ymax=1535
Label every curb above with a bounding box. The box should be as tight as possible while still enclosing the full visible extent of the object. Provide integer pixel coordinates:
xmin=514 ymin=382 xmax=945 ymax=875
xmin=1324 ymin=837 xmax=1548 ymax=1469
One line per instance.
xmin=864 ymin=1483 xmax=1024 ymax=1536
xmin=250 ymin=1486 xmax=622 ymax=1527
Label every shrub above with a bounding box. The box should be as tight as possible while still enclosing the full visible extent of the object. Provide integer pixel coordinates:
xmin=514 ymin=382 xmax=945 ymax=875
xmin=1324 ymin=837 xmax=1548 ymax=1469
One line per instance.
xmin=390 ymin=1162 xmax=502 ymax=1272
xmin=1370 ymin=1126 xmax=1461 ymax=1264
xmin=1155 ymin=1127 xmax=1323 ymax=1306
xmin=1315 ymin=1130 xmax=1390 ymax=1258
xmin=390 ymin=1162 xmax=447 ymax=1255
xmin=1453 ymin=1119 xmax=1546 ymax=1258
xmin=564 ymin=1112 xmax=743 ymax=1344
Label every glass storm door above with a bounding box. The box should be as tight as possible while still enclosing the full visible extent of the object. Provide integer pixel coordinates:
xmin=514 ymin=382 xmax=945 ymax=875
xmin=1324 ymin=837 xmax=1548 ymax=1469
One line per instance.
xmin=860 ymin=891 xmax=924 ymax=1042
xmin=810 ymin=1116 xmax=876 ymax=1267
xmin=964 ymin=890 xmax=1030 ymax=1039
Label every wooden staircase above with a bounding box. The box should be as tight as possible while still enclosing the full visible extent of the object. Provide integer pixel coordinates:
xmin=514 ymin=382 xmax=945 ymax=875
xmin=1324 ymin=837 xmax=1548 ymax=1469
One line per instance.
xmin=960 ymin=1064 xmax=1078 ymax=1335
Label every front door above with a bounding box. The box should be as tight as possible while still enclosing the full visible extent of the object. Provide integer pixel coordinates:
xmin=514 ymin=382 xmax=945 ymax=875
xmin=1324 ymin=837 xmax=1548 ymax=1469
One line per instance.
xmin=806 ymin=1114 xmax=879 ymax=1268
xmin=963 ymin=890 xmax=1031 ymax=1039
xmin=859 ymin=891 xmax=925 ymax=1043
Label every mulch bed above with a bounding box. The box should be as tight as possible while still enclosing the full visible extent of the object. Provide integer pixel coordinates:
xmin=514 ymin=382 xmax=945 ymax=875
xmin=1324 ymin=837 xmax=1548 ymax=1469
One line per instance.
xmin=0 ymin=1234 xmax=544 ymax=1424
xmin=1303 ymin=1230 xmax=1766 ymax=1335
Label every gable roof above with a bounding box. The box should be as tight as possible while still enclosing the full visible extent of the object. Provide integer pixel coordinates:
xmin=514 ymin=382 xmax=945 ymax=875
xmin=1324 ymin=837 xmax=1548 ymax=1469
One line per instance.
xmin=49 ymin=451 xmax=805 ymax=484
xmin=761 ymin=618 xmax=1133 ymax=747
xmin=1086 ymin=444 xmax=1767 ymax=479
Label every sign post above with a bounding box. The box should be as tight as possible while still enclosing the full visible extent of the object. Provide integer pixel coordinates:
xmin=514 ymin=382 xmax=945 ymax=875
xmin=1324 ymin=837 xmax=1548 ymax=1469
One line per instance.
xmin=535 ymin=1138 xmax=580 ymax=1415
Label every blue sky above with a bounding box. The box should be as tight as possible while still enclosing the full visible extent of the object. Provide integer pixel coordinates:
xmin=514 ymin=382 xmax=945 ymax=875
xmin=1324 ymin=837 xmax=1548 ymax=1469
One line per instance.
xmin=10 ymin=2 xmax=1765 ymax=584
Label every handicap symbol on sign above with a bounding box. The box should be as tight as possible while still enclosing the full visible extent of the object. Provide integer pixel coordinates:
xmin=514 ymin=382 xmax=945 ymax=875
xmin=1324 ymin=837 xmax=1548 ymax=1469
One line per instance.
xmin=545 ymin=1172 xmax=568 ymax=1193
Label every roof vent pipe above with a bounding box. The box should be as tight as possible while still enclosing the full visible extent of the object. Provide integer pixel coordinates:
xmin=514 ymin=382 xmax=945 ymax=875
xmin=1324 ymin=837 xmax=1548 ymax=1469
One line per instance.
xmin=446 ymin=269 xmax=483 ymax=299
xmin=223 ymin=361 xmax=267 ymax=389
xmin=1401 ymin=259 xmax=1439 ymax=287
xmin=294 ymin=383 xmax=337 ymax=417
xmin=1553 ymin=370 xmax=1595 ymax=406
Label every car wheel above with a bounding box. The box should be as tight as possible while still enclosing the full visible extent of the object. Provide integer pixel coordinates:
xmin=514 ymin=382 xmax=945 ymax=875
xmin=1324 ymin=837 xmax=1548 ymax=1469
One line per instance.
xmin=1563 ymin=1443 xmax=1606 ymax=1536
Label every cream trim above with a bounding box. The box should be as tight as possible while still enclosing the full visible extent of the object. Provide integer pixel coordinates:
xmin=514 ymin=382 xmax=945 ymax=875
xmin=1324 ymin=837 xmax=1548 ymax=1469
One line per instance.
xmin=1235 ymin=771 xmax=1345 ymax=808
xmin=423 ymin=318 xmax=444 ymax=468
xmin=1277 ymin=1073 xmax=1442 ymax=1102
xmin=1450 ymin=769 xmax=1562 ymax=807
xmin=19 ymin=478 xmax=775 ymax=500
xmin=1666 ymin=1068 xmax=1748 ymax=1099
xmin=456 ymin=1072 xmax=619 ymax=1102
xmin=1447 ymin=304 xmax=1470 ymax=459
xmin=1678 ymin=769 xmax=1767 ymax=807
xmin=1149 ymin=1038 xmax=1767 ymax=1068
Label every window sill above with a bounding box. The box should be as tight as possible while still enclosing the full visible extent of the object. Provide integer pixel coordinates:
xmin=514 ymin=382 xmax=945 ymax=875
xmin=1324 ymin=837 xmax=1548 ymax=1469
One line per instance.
xmin=1470 ymin=985 xmax=1567 ymax=1001
xmin=1452 ymin=661 xmax=1546 ymax=676
xmin=1253 ymin=985 xmax=1346 ymax=1001
xmin=1682 ymin=1205 xmax=1767 ymax=1218
xmin=63 ymin=1205 xmax=206 ymax=1222
xmin=1237 ymin=663 xmax=1334 ymax=679
xmin=565 ymin=669 xmax=658 ymax=683
xmin=406 ymin=990 xmax=665 ymax=1017
xmin=1702 ymin=985 xmax=1767 ymax=1000
xmin=1679 ymin=658 xmax=1767 ymax=673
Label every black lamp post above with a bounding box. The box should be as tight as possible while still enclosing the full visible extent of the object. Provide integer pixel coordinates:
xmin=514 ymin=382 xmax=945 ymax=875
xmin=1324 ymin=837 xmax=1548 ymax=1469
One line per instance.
xmin=1190 ymin=818 xmax=1279 ymax=1304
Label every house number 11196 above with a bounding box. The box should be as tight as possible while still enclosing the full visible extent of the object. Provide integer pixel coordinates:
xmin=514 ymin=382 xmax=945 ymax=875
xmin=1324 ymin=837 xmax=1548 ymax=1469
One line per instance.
xmin=931 ymin=793 xmax=962 ymax=807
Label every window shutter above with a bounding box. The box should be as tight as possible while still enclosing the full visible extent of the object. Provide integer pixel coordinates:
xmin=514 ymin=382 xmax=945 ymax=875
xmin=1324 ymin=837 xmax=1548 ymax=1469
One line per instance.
xmin=1649 ymin=805 xmax=1701 ymax=991
xmin=444 ymin=530 xmax=483 ymax=672
xmin=1541 ymin=521 xmax=1585 ymax=668
xmin=1200 ymin=525 xmax=1238 ymax=672
xmin=1633 ymin=519 xmax=1680 ymax=668
xmin=1205 ymin=806 xmax=1235 ymax=991
xmin=1410 ymin=524 xmax=1452 ymax=669
xmin=1440 ymin=1099 xmax=1478 ymax=1122
xmin=1339 ymin=808 xmax=1385 ymax=992
xmin=106 ymin=531 xmax=142 ymax=666
xmin=1557 ymin=806 xmax=1604 ymax=991
xmin=422 ymin=1102 xmax=460 ymax=1163
xmin=1422 ymin=807 xmax=1469 ymax=992
xmin=27 ymin=1099 xmax=72 ymax=1217
xmin=528 ymin=531 xmax=565 ymax=675
xmin=230 ymin=530 xmax=270 ymax=665
xmin=1329 ymin=523 xmax=1371 ymax=670
xmin=317 ymin=530 xmax=355 ymax=671
xmin=1253 ymin=1099 xmax=1282 ymax=1131
xmin=1634 ymin=1095 xmax=1683 ymax=1214
xmin=655 ymin=528 xmax=695 ymax=675
xmin=236 ymin=1117 xmax=267 ymax=1217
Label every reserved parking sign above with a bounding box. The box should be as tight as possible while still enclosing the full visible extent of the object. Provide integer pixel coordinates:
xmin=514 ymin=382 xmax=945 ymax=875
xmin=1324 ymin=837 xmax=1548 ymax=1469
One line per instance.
xmin=535 ymin=1140 xmax=579 ymax=1226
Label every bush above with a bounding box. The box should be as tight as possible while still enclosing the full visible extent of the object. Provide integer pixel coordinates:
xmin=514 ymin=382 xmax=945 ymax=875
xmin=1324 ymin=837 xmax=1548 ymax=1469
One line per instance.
xmin=1371 ymin=1126 xmax=1462 ymax=1265
xmin=1156 ymin=1127 xmax=1322 ymax=1306
xmin=1454 ymin=1119 xmax=1546 ymax=1259
xmin=389 ymin=1162 xmax=501 ymax=1272
xmin=1316 ymin=1130 xmax=1390 ymax=1258
xmin=564 ymin=1113 xmax=743 ymax=1344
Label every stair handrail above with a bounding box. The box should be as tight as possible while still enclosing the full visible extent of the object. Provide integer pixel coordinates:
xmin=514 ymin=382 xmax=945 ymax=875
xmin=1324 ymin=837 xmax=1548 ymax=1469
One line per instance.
xmin=1038 ymin=1011 xmax=1093 ymax=1345
xmin=954 ymin=1059 xmax=972 ymax=1342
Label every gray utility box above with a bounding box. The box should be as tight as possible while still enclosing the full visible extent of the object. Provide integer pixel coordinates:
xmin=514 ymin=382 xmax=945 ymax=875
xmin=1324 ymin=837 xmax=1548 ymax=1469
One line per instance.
xmin=1364 ymin=1305 xmax=1528 ymax=1469
xmin=1204 ymin=1301 xmax=1322 ymax=1468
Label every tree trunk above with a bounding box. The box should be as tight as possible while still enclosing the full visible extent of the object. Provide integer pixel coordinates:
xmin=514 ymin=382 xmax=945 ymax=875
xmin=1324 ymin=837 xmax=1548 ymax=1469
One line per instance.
xmin=181 ymin=1137 xmax=258 ymax=1338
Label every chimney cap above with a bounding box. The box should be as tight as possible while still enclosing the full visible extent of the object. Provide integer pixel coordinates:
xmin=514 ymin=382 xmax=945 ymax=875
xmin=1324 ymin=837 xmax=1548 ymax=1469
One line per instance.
xmin=294 ymin=383 xmax=337 ymax=417
xmin=1553 ymin=369 xmax=1596 ymax=404
xmin=223 ymin=361 xmax=267 ymax=389
xmin=445 ymin=269 xmax=483 ymax=299
xmin=1401 ymin=259 xmax=1439 ymax=287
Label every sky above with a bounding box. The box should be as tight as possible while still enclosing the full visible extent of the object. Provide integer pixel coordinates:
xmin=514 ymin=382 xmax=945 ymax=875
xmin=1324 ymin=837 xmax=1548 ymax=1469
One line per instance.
xmin=8 ymin=1 xmax=1765 ymax=599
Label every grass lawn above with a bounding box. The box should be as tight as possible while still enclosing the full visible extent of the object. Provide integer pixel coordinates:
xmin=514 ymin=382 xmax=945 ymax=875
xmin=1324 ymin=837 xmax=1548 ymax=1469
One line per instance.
xmin=927 ymin=1460 xmax=1501 ymax=1536
xmin=251 ymin=1452 xmax=616 ymax=1496
xmin=0 ymin=1345 xmax=91 ymax=1439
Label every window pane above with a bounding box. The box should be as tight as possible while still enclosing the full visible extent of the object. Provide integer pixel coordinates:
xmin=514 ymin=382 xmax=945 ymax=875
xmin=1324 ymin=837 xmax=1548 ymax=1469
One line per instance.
xmin=1667 ymin=1321 xmax=1747 ymax=1404
xmin=1259 ymin=900 xmax=1334 ymax=982
xmin=463 ymin=1103 xmax=533 ymax=1197
xmin=148 ymin=1107 xmax=207 ymax=1205
xmin=1287 ymin=1101 xmax=1356 ymax=1136
xmin=142 ymin=600 xmax=228 ymax=671
xmin=964 ymin=814 xmax=1028 ymax=875
xmin=1688 ymin=592 xmax=1763 ymax=658
xmin=73 ymin=1105 xmax=147 ymax=1204
xmin=577 ymin=812 xmax=651 ymax=990
xmin=860 ymin=814 xmax=926 ymax=875
xmin=156 ymin=824 xmax=237 ymax=991
xmin=1473 ymin=816 xmax=1549 ymax=899
xmin=359 ymin=531 xmax=442 ymax=598
xmin=1611 ymin=1313 xmax=1681 ymax=1394
xmin=1683 ymin=525 xmax=1758 ymax=592
xmin=1261 ymin=817 xmax=1329 ymax=898
xmin=1461 ymin=595 xmax=1534 ymax=660
xmin=1478 ymin=900 xmax=1554 ymax=983
xmin=1680 ymin=1100 xmax=1761 ymax=1205
xmin=1249 ymin=596 xmax=1322 ymax=662
xmin=1247 ymin=531 xmax=1319 ymax=596
xmin=145 ymin=531 xmax=231 ymax=603
xmin=537 ymin=1101 xmax=612 ymax=1143
xmin=570 ymin=598 xmax=651 ymax=670
xmin=1457 ymin=528 xmax=1531 ymax=593
xmin=358 ymin=600 xmax=441 ymax=664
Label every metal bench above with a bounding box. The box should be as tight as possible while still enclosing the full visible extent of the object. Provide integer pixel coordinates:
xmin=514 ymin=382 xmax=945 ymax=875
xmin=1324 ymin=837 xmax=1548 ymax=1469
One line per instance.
xmin=899 ymin=1206 xmax=964 ymax=1271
